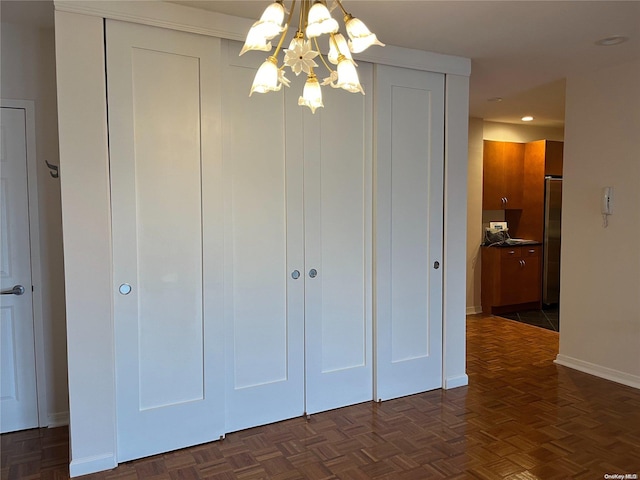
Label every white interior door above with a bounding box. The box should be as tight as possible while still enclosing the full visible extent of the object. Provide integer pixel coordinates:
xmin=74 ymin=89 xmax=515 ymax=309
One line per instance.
xmin=0 ymin=106 xmax=39 ymax=433
xmin=107 ymin=21 xmax=224 ymax=462
xmin=303 ymin=65 xmax=373 ymax=414
xmin=375 ymin=65 xmax=445 ymax=401
xmin=222 ymin=41 xmax=305 ymax=432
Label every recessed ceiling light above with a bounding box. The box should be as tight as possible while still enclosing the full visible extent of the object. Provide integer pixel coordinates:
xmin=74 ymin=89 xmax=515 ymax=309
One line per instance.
xmin=521 ymin=116 xmax=534 ymax=122
xmin=595 ymin=35 xmax=628 ymax=46
xmin=487 ymin=97 xmax=503 ymax=102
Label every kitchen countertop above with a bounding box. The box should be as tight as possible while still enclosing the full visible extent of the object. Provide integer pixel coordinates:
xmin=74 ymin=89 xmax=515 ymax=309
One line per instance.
xmin=481 ymin=240 xmax=542 ymax=248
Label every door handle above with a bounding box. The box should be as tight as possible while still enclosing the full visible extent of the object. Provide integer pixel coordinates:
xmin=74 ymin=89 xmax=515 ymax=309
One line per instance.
xmin=1 ymin=285 xmax=25 ymax=296
xmin=291 ymin=270 xmax=301 ymax=280
xmin=309 ymin=269 xmax=318 ymax=278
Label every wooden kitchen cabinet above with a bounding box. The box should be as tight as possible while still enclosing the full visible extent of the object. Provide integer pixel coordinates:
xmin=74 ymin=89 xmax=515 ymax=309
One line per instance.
xmin=481 ymin=245 xmax=542 ymax=314
xmin=505 ymin=140 xmax=564 ymax=241
xmin=482 ymin=140 xmax=525 ymax=210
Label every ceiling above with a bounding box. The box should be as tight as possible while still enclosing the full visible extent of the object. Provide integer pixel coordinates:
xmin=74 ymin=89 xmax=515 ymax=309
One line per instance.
xmin=2 ymin=1 xmax=639 ymax=127
xmin=172 ymin=0 xmax=640 ymax=127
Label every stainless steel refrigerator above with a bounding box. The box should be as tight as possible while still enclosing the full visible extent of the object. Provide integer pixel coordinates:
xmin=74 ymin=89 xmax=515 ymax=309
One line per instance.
xmin=543 ymin=177 xmax=562 ymax=305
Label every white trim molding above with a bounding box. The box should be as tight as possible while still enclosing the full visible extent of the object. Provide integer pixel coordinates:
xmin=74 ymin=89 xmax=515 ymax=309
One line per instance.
xmin=55 ymin=0 xmax=250 ymax=42
xmin=444 ymin=374 xmax=469 ymax=389
xmin=466 ymin=306 xmax=483 ymax=315
xmin=55 ymin=11 xmax=117 ymax=476
xmin=442 ymin=74 xmax=470 ymax=394
xmin=48 ymin=411 xmax=70 ymax=428
xmin=555 ymin=354 xmax=640 ymax=390
xmin=69 ymin=453 xmax=117 ymax=478
xmin=54 ymin=0 xmax=471 ymax=77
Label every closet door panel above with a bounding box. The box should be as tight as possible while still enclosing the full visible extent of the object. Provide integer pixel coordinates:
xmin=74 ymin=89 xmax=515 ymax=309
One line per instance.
xmin=390 ymin=88 xmax=431 ymax=361
xmin=108 ymin=20 xmax=223 ymax=462
xmin=222 ymin=41 xmax=305 ymax=432
xmin=304 ymin=64 xmax=373 ymax=414
xmin=375 ymin=65 xmax=444 ymax=401
xmin=134 ymin=48 xmax=203 ymax=407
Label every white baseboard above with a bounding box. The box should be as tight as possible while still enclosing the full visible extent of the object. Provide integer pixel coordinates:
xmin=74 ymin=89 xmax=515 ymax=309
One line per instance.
xmin=48 ymin=411 xmax=70 ymax=428
xmin=555 ymin=354 xmax=640 ymax=390
xmin=466 ymin=306 xmax=482 ymax=315
xmin=69 ymin=453 xmax=117 ymax=478
xmin=444 ymin=374 xmax=468 ymax=389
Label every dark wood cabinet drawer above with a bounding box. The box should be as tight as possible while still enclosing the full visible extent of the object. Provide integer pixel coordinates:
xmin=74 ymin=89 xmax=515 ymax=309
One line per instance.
xmin=501 ymin=248 xmax=521 ymax=259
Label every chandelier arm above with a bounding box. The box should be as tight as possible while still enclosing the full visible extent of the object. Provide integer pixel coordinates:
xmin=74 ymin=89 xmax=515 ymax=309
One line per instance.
xmin=271 ymin=0 xmax=297 ymax=57
xmin=329 ymin=31 xmax=340 ymax=50
xmin=313 ymin=36 xmax=334 ymax=74
xmin=334 ymin=0 xmax=349 ymax=17
xmin=286 ymin=0 xmax=298 ymax=27
xmin=298 ymin=0 xmax=306 ymax=35
xmin=273 ymin=23 xmax=290 ymax=57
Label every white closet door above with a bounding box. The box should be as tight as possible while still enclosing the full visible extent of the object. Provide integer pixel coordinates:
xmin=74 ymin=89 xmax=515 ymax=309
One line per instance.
xmin=222 ymin=41 xmax=305 ymax=431
xmin=304 ymin=64 xmax=373 ymax=414
xmin=107 ymin=21 xmax=224 ymax=462
xmin=375 ymin=65 xmax=445 ymax=401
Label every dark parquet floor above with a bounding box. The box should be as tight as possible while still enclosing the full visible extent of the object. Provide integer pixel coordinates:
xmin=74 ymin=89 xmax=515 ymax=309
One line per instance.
xmin=3 ymin=314 xmax=640 ymax=479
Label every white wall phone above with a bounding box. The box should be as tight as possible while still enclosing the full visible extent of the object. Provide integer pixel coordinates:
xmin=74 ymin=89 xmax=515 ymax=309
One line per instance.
xmin=602 ymin=186 xmax=613 ymax=227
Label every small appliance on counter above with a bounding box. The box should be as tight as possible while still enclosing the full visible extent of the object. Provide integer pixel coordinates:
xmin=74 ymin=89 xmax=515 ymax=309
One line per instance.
xmin=483 ymin=221 xmax=539 ymax=247
xmin=484 ymin=226 xmax=510 ymax=245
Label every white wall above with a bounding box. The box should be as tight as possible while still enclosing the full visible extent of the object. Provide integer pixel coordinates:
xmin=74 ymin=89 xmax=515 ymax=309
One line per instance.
xmin=0 ymin=1 xmax=69 ymax=425
xmin=556 ymin=59 xmax=640 ymax=388
xmin=465 ymin=120 xmax=565 ymax=313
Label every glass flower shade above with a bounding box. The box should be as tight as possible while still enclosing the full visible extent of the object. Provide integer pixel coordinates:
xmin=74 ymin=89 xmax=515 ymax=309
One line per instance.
xmin=250 ymin=57 xmax=281 ymax=95
xmin=306 ymin=2 xmax=339 ymax=38
xmin=336 ymin=56 xmax=364 ymax=94
xmin=252 ymin=1 xmax=286 ymax=40
xmin=344 ymin=16 xmax=385 ymax=53
xmin=298 ymin=74 xmax=324 ymax=113
xmin=240 ymin=27 xmax=273 ymax=56
xmin=258 ymin=1 xmax=286 ymax=33
xmin=288 ymin=33 xmax=305 ymax=51
xmin=239 ymin=2 xmax=285 ymax=55
xmin=328 ymin=33 xmax=354 ymax=65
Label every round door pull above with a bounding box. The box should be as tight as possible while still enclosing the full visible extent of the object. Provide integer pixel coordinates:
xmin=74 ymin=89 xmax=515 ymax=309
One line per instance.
xmin=309 ymin=269 xmax=318 ymax=278
xmin=433 ymin=261 xmax=440 ymax=270
xmin=291 ymin=270 xmax=300 ymax=280
xmin=119 ymin=283 xmax=132 ymax=295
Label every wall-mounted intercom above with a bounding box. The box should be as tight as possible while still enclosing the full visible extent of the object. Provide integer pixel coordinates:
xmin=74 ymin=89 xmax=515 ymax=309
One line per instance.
xmin=602 ymin=186 xmax=613 ymax=227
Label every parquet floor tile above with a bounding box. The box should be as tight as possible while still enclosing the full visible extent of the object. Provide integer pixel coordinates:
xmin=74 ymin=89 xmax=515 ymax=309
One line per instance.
xmin=3 ymin=314 xmax=640 ymax=479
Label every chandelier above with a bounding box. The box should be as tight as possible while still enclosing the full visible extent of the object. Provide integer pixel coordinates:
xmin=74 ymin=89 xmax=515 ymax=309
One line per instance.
xmin=240 ymin=0 xmax=384 ymax=113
